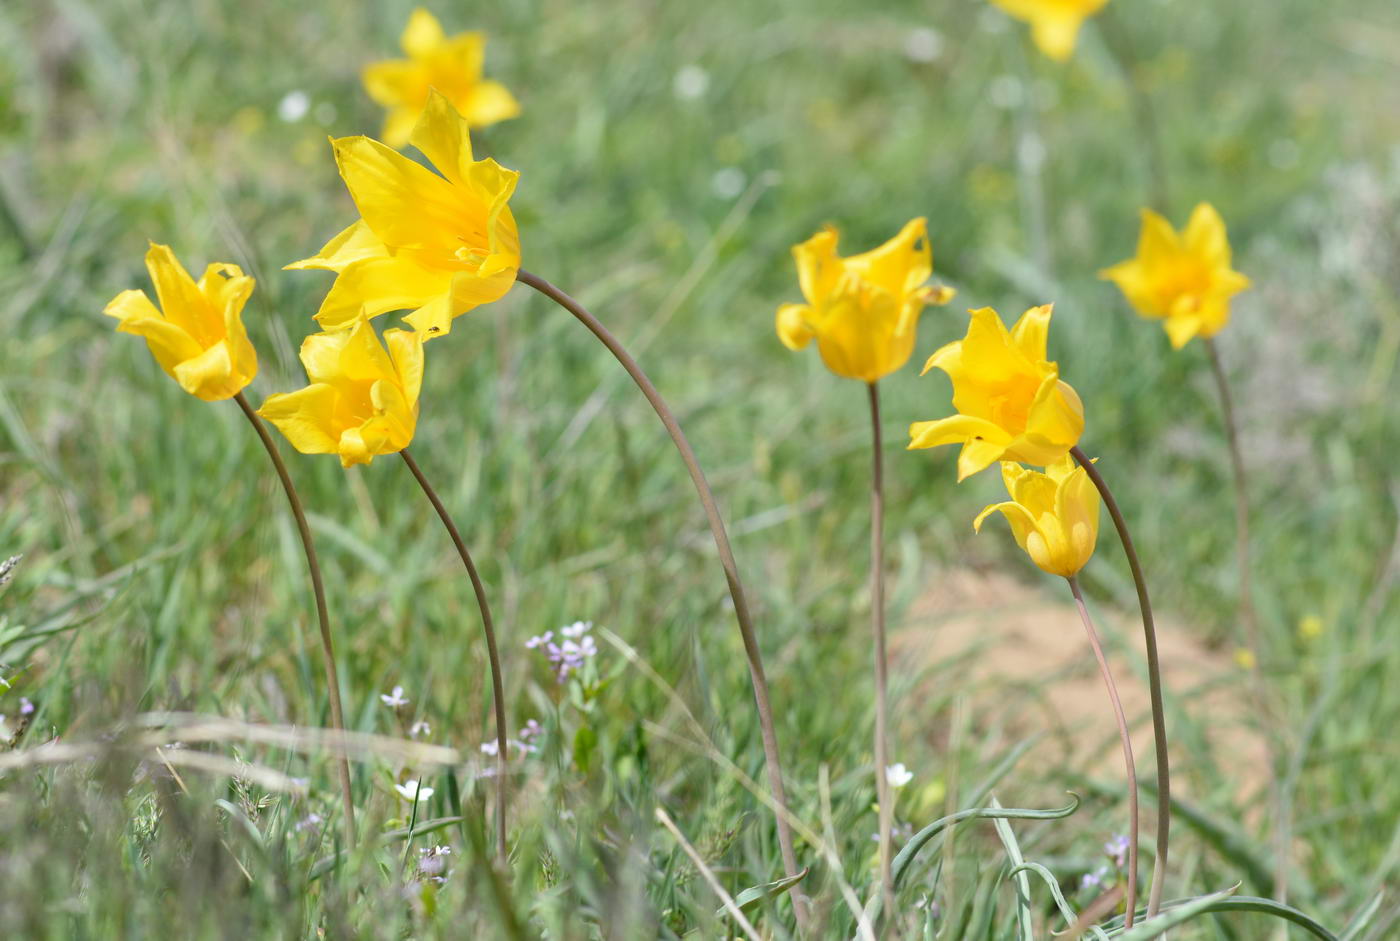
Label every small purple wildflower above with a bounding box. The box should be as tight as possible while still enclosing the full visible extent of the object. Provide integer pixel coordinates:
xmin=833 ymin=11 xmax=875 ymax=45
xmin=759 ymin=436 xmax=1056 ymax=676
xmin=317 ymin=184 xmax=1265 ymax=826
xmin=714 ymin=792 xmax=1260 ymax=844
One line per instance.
xmin=295 ymin=812 xmax=324 ymax=833
xmin=19 ymin=697 xmax=34 ymax=716
xmin=1104 ymin=834 xmax=1130 ymax=869
xmin=480 ymin=740 xmax=500 ymax=756
xmin=1080 ymin=866 xmax=1108 ymax=891
xmin=410 ymin=720 xmax=431 ymax=738
xmin=525 ymin=630 xmax=553 ymax=649
xmin=560 ymin=620 xmax=592 ymax=638
xmin=519 ymin=719 xmax=542 ymax=742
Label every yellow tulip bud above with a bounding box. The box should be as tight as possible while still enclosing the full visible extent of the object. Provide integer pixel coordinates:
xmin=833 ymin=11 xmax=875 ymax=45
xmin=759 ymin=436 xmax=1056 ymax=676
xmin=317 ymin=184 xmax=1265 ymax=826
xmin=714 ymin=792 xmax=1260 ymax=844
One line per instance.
xmin=103 ymin=243 xmax=258 ymax=402
xmin=988 ymin=0 xmax=1111 ymax=63
xmin=974 ymin=456 xmax=1100 ymax=578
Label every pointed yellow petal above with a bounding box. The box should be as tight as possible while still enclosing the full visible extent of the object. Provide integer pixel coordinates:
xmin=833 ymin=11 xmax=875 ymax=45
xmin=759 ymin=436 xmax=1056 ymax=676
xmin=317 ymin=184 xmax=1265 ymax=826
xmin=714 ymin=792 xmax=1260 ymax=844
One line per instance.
xmin=1164 ymin=312 xmax=1203 ymax=348
xmin=172 ymin=339 xmax=238 ymax=401
xmin=312 ymin=255 xmax=454 ymax=330
xmin=400 ymin=7 xmax=445 ymax=57
xmin=956 ymin=437 xmax=1009 ymax=481
xmin=258 ymin=385 xmax=341 ymax=455
xmin=844 ymin=217 xmax=931 ymax=299
xmin=908 ymin=414 xmax=1009 ymax=451
xmin=410 ymin=89 xmax=476 ymax=185
xmin=1030 ymin=13 xmax=1084 ymax=62
xmin=144 ymin=242 xmax=211 ymax=341
xmin=463 ymin=80 xmax=521 ymax=127
xmin=1010 ymin=303 xmax=1054 ymax=362
xmin=1183 ymin=202 xmax=1231 ymax=268
xmin=362 ymin=59 xmax=426 ymax=109
xmin=286 ymin=220 xmax=389 ymax=272
xmin=331 ymin=135 xmax=471 ymax=253
xmin=384 ymin=327 xmax=424 ymax=404
xmin=776 ymin=303 xmax=815 ymax=351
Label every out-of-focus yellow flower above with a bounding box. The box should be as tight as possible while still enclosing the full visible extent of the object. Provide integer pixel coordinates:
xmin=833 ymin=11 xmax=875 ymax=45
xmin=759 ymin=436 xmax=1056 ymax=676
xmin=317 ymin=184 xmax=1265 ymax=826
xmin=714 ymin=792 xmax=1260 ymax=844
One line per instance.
xmin=1298 ymin=615 xmax=1324 ymax=641
xmin=908 ymin=305 xmax=1083 ymax=481
xmin=104 ymin=243 xmax=257 ymax=401
xmin=776 ymin=218 xmax=955 ymax=382
xmin=1099 ymin=203 xmax=1251 ymax=349
xmin=363 ymin=8 xmax=519 ymax=148
xmin=287 ymin=89 xmax=520 ymax=338
xmin=1233 ymin=647 xmax=1257 ymax=671
xmin=988 ymin=0 xmax=1110 ymax=62
xmin=974 ymin=456 xmax=1100 ymax=577
xmin=258 ymin=317 xmax=423 ymax=467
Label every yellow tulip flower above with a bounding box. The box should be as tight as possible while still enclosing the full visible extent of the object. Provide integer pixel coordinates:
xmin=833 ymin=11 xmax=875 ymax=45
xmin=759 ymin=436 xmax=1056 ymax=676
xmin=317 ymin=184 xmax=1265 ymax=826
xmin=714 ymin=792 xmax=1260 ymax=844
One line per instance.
xmin=104 ymin=243 xmax=257 ymax=402
xmin=776 ymin=218 xmax=955 ymax=382
xmin=988 ymin=0 xmax=1110 ymax=62
xmin=257 ymin=317 xmax=424 ymax=467
xmin=908 ymin=305 xmax=1083 ymax=480
xmin=363 ymin=8 xmax=520 ymax=148
xmin=287 ymin=89 xmax=520 ymax=338
xmin=973 ymin=456 xmax=1100 ymax=577
xmin=1099 ymin=203 xmax=1251 ymax=349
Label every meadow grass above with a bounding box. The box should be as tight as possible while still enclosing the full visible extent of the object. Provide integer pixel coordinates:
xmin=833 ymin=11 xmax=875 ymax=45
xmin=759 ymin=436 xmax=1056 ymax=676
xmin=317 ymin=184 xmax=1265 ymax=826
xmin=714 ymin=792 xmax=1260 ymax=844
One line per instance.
xmin=2 ymin=0 xmax=1399 ymax=937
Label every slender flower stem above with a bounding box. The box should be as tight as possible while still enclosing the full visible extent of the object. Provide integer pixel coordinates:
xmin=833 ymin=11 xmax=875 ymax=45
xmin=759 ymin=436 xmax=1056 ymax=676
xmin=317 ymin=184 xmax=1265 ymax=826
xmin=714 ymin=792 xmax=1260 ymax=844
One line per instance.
xmin=1100 ymin=7 xmax=1170 ymax=214
xmin=515 ymin=269 xmax=805 ymax=927
xmin=1068 ymin=576 xmax=1139 ymax=928
xmin=1070 ymin=445 xmax=1169 ymax=918
xmin=399 ymin=448 xmax=509 ymax=869
xmin=1204 ymin=338 xmax=1261 ymax=666
xmin=232 ymin=391 xmax=355 ymax=849
xmin=867 ymin=381 xmax=893 ymax=913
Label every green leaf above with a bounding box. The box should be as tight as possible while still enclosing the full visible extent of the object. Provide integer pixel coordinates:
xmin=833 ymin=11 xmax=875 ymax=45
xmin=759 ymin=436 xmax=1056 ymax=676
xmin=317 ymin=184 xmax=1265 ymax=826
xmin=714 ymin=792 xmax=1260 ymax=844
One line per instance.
xmin=989 ymin=797 xmax=1035 ymax=941
xmin=1111 ymin=884 xmax=1241 ymax=939
xmin=715 ymin=866 xmax=810 ymax=919
xmin=1007 ymin=862 xmax=1110 ymax=941
xmin=1103 ymin=889 xmax=1338 ymax=941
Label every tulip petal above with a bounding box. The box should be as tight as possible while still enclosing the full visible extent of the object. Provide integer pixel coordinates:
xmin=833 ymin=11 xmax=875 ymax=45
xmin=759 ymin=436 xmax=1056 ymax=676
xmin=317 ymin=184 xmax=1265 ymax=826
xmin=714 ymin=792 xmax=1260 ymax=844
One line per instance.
xmin=464 ymin=80 xmax=521 ymax=127
xmin=410 ymin=89 xmax=476 ymax=185
xmin=312 ymin=254 xmax=454 ymax=330
xmin=331 ymin=134 xmax=472 ymax=254
xmin=384 ymin=327 xmax=424 ymax=404
xmin=286 ymin=221 xmax=389 ymax=273
xmin=776 ymin=303 xmax=815 ymax=351
xmin=400 ymin=7 xmax=445 ymax=57
xmin=908 ymin=414 xmax=1009 ymax=451
xmin=844 ymin=217 xmax=931 ymax=299
xmin=1164 ymin=312 xmax=1203 ymax=349
xmin=362 ymin=60 xmax=425 ymax=109
xmin=1029 ymin=13 xmax=1084 ymax=62
xmin=258 ymin=384 xmax=341 ymax=455
xmin=1183 ymin=202 xmax=1231 ymax=268
xmin=171 ymin=339 xmax=236 ymax=400
xmin=145 ymin=243 xmax=212 ymax=342
xmin=109 ymin=304 xmax=205 ymax=379
xmin=1023 ymin=374 xmax=1084 ymax=457
xmin=957 ymin=437 xmax=1010 ymax=481
xmin=1010 ymin=303 xmax=1054 ymax=362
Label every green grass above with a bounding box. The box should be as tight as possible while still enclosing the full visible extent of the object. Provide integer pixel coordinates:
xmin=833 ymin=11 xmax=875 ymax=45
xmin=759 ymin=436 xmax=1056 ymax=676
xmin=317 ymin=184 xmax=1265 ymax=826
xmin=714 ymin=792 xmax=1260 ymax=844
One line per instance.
xmin=2 ymin=0 xmax=1399 ymax=937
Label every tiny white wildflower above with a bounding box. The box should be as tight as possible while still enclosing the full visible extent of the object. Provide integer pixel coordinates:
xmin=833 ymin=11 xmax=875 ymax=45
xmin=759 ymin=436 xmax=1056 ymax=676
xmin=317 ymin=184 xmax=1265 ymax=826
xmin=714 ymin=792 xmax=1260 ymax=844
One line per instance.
xmin=380 ymin=685 xmax=410 ymax=708
xmin=885 ymin=763 xmax=914 ymax=788
xmin=903 ymin=28 xmax=944 ymax=63
xmin=560 ymin=620 xmax=592 ymax=638
xmin=525 ymin=630 xmax=554 ymax=649
xmin=673 ymin=65 xmax=710 ymax=101
xmin=480 ymin=740 xmax=500 ymax=756
xmin=395 ymin=779 xmax=434 ymax=802
xmin=410 ymin=720 xmax=432 ymax=738
xmin=711 ymin=167 xmax=746 ymax=199
xmin=277 ymin=90 xmax=310 ymax=123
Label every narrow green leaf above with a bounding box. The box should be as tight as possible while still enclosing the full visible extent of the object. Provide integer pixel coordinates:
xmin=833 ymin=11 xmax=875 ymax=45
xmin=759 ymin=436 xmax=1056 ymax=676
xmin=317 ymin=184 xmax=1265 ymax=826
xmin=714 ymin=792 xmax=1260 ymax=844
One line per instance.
xmin=716 ymin=866 xmax=810 ymax=918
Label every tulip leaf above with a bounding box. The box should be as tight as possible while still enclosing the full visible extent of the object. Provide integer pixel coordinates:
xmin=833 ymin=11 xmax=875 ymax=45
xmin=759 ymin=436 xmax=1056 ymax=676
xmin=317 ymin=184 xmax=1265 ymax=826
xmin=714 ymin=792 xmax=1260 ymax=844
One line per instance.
xmin=1006 ymin=862 xmax=1111 ymax=941
xmin=714 ymin=866 xmax=811 ymax=919
xmin=1101 ymin=890 xmax=1338 ymax=941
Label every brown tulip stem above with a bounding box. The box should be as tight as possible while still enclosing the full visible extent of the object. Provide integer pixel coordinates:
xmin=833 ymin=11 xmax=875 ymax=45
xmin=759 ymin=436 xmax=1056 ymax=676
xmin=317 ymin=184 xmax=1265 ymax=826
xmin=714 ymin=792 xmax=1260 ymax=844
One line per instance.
xmin=1070 ymin=445 xmax=1169 ymax=918
xmin=1204 ymin=338 xmax=1262 ymax=667
xmin=1068 ymin=576 xmax=1140 ymax=928
xmin=515 ymin=269 xmax=805 ymax=930
xmin=867 ymin=381 xmax=894 ymax=914
xmin=399 ymin=448 xmax=509 ymax=869
xmin=232 ymin=391 xmax=355 ymax=850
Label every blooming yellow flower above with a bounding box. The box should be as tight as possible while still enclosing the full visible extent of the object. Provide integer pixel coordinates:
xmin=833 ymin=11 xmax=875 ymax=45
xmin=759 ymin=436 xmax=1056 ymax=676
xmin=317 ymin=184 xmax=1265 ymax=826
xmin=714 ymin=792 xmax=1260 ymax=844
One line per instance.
xmin=1099 ymin=203 xmax=1251 ymax=349
xmin=973 ymin=456 xmax=1100 ymax=577
xmin=776 ymin=218 xmax=955 ymax=382
xmin=287 ymin=89 xmax=520 ymax=338
xmin=908 ymin=305 xmax=1083 ymax=481
xmin=363 ymin=8 xmax=519 ymax=148
xmin=988 ymin=0 xmax=1110 ymax=62
xmin=257 ymin=317 xmax=423 ymax=467
xmin=103 ymin=243 xmax=257 ymax=401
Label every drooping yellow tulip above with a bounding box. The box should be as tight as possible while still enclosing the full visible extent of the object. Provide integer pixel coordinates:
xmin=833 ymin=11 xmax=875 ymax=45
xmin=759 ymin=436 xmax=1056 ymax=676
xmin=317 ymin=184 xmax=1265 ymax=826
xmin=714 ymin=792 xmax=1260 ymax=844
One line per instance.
xmin=363 ymin=8 xmax=520 ymax=148
xmin=1099 ymin=203 xmax=1251 ymax=350
xmin=776 ymin=218 xmax=955 ymax=382
xmin=988 ymin=0 xmax=1110 ymax=62
xmin=104 ymin=243 xmax=257 ymax=401
xmin=287 ymin=89 xmax=520 ymax=338
xmin=908 ymin=305 xmax=1083 ymax=481
xmin=973 ymin=455 xmax=1100 ymax=577
xmin=258 ymin=317 xmax=423 ymax=467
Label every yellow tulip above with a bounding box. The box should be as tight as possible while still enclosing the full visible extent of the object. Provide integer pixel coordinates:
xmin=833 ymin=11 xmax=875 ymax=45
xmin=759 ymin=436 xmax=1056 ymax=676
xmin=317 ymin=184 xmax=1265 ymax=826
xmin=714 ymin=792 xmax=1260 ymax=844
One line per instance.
xmin=103 ymin=243 xmax=257 ymax=402
xmin=988 ymin=0 xmax=1110 ymax=62
xmin=908 ymin=305 xmax=1083 ymax=480
xmin=362 ymin=8 xmax=520 ymax=148
xmin=287 ymin=90 xmax=520 ymax=339
xmin=257 ymin=317 xmax=423 ymax=467
xmin=1099 ymin=203 xmax=1251 ymax=349
xmin=776 ymin=218 xmax=955 ymax=382
xmin=973 ymin=456 xmax=1100 ymax=577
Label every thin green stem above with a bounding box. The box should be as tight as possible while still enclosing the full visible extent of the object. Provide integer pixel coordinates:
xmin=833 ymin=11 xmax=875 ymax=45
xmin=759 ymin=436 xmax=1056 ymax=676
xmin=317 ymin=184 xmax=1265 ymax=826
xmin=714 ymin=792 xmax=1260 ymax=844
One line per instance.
xmin=867 ymin=381 xmax=893 ymax=914
xmin=232 ymin=391 xmax=355 ymax=849
xmin=515 ymin=269 xmax=805 ymax=930
xmin=399 ymin=448 xmax=509 ymax=869
xmin=1204 ymin=338 xmax=1261 ymax=665
xmin=1070 ymin=445 xmax=1169 ymax=918
xmin=1068 ymin=576 xmax=1139 ymax=928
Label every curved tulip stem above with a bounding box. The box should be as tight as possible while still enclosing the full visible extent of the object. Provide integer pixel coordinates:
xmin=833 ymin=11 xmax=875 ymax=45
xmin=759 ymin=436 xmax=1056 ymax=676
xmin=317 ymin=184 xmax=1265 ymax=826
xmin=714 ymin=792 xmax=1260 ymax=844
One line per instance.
xmin=867 ymin=381 xmax=893 ymax=913
xmin=232 ymin=391 xmax=355 ymax=849
xmin=1204 ymin=339 xmax=1261 ymax=666
xmin=515 ymin=269 xmax=805 ymax=928
xmin=399 ymin=448 xmax=509 ymax=869
xmin=1068 ymin=576 xmax=1139 ymax=928
xmin=1070 ymin=445 xmax=1169 ymax=918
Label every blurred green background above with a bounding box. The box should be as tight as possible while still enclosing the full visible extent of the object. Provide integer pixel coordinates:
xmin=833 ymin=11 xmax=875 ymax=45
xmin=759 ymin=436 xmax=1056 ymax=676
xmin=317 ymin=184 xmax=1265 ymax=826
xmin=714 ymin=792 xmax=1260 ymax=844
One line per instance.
xmin=1 ymin=0 xmax=1398 ymax=937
